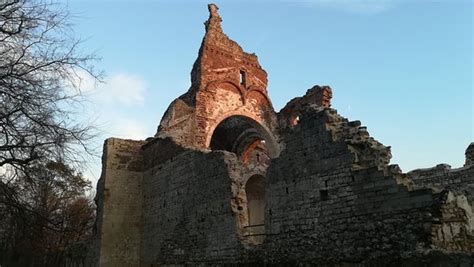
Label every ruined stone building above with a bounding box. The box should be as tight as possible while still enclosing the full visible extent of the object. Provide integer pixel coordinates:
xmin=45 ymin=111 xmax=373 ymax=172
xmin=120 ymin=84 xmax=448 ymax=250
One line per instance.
xmin=92 ymin=4 xmax=474 ymax=266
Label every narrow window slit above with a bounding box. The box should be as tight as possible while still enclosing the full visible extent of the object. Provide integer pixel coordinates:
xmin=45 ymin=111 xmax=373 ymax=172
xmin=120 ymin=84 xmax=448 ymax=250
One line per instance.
xmin=240 ymin=70 xmax=246 ymax=86
xmin=320 ymin=189 xmax=329 ymax=201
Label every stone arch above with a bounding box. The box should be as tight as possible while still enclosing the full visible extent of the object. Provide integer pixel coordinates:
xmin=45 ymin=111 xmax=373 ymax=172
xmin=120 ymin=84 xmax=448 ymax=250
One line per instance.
xmin=207 ymin=114 xmax=278 ymax=158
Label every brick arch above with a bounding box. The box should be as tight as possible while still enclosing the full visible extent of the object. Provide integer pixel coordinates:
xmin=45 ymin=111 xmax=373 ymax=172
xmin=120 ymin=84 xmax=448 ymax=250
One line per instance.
xmin=205 ymin=80 xmax=246 ymax=104
xmin=205 ymin=112 xmax=279 ymax=157
xmin=245 ymin=89 xmax=272 ymax=107
xmin=246 ymin=85 xmax=267 ymax=94
xmin=205 ymin=111 xmax=261 ymax=147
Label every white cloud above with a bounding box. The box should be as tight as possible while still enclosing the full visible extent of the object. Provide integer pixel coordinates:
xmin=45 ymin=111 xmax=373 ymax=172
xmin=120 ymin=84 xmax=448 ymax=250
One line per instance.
xmin=74 ymin=70 xmax=147 ymax=106
xmin=68 ymin=68 xmax=97 ymax=93
xmin=68 ymin=70 xmax=152 ymax=185
xmin=71 ymin=70 xmax=152 ymax=140
xmin=103 ymin=73 xmax=147 ymax=106
xmin=108 ymin=118 xmax=151 ymax=140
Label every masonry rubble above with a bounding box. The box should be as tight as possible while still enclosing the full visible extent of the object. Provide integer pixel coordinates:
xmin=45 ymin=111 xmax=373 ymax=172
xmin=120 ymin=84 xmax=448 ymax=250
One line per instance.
xmin=89 ymin=4 xmax=473 ymax=266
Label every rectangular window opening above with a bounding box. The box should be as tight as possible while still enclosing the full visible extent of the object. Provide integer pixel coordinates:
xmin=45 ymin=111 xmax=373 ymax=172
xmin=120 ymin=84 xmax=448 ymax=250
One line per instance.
xmin=320 ymin=189 xmax=329 ymax=201
xmin=240 ymin=70 xmax=246 ymax=86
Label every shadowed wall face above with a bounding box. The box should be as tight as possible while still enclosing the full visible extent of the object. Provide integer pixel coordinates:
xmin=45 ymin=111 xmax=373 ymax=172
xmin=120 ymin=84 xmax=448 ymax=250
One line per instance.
xmin=93 ymin=4 xmax=474 ymax=267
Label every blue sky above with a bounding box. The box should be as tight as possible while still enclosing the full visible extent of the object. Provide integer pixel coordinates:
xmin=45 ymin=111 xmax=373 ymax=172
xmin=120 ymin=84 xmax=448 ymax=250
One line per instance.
xmin=67 ymin=0 xmax=473 ymax=183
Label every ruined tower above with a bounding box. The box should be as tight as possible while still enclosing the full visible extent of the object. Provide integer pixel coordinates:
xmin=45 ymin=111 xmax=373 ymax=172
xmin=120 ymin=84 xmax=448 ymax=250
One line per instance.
xmin=157 ymin=4 xmax=278 ymax=155
xmin=92 ymin=4 xmax=474 ymax=266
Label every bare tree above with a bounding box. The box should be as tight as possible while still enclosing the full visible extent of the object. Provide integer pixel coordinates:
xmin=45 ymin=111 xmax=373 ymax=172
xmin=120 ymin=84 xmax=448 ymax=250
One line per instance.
xmin=0 ymin=1 xmax=100 ymax=265
xmin=0 ymin=0 xmax=100 ymax=176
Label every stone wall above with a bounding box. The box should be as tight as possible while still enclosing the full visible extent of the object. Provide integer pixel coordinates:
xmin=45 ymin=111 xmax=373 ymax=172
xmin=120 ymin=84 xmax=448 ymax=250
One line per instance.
xmin=465 ymin=143 xmax=474 ymax=166
xmin=431 ymin=190 xmax=473 ymax=253
xmin=96 ymin=138 xmax=144 ymax=267
xmin=278 ymin=85 xmax=333 ymax=128
xmin=135 ymin=105 xmax=474 ymax=265
xmin=406 ymin=149 xmax=474 ymax=255
xmin=94 ymin=4 xmax=473 ymax=265
xmin=141 ymin=147 xmax=244 ymax=265
xmin=264 ymin=107 xmax=437 ymax=265
xmin=408 ymin=163 xmax=474 ymax=207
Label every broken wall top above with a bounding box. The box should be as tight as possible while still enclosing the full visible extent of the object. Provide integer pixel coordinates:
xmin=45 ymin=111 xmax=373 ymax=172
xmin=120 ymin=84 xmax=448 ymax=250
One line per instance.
xmin=187 ymin=3 xmax=268 ymax=97
xmin=156 ymin=4 xmax=277 ymax=150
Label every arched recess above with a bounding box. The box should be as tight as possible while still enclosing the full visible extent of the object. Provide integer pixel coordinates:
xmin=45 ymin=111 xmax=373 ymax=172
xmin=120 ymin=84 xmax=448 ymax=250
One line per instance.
xmin=209 ymin=115 xmax=278 ymax=159
xmin=244 ymin=174 xmax=266 ymax=244
xmin=245 ymin=87 xmax=272 ymax=108
xmin=204 ymin=80 xmax=245 ymax=104
xmin=209 ymin=115 xmax=277 ymax=245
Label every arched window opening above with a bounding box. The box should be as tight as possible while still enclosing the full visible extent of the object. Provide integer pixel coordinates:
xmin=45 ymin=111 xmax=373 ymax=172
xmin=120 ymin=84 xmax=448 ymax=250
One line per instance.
xmin=241 ymin=139 xmax=270 ymax=167
xmin=244 ymin=174 xmax=265 ymax=244
xmin=290 ymin=115 xmax=300 ymax=127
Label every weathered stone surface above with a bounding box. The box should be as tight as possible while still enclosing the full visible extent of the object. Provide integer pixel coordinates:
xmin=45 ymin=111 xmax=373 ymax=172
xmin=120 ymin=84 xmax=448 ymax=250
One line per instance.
xmin=90 ymin=4 xmax=473 ymax=266
xmin=466 ymin=142 xmax=474 ymax=167
xmin=278 ymin=85 xmax=333 ymax=128
xmin=408 ymin=163 xmax=474 ymax=209
xmin=264 ymin=107 xmax=473 ymax=264
xmin=94 ymin=138 xmax=145 ymax=266
xmin=157 ymin=3 xmax=278 ymax=152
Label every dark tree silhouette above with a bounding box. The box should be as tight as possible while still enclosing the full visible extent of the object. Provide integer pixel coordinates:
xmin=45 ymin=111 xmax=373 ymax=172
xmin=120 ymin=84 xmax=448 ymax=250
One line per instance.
xmin=0 ymin=1 xmax=100 ymax=265
xmin=0 ymin=161 xmax=95 ymax=266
